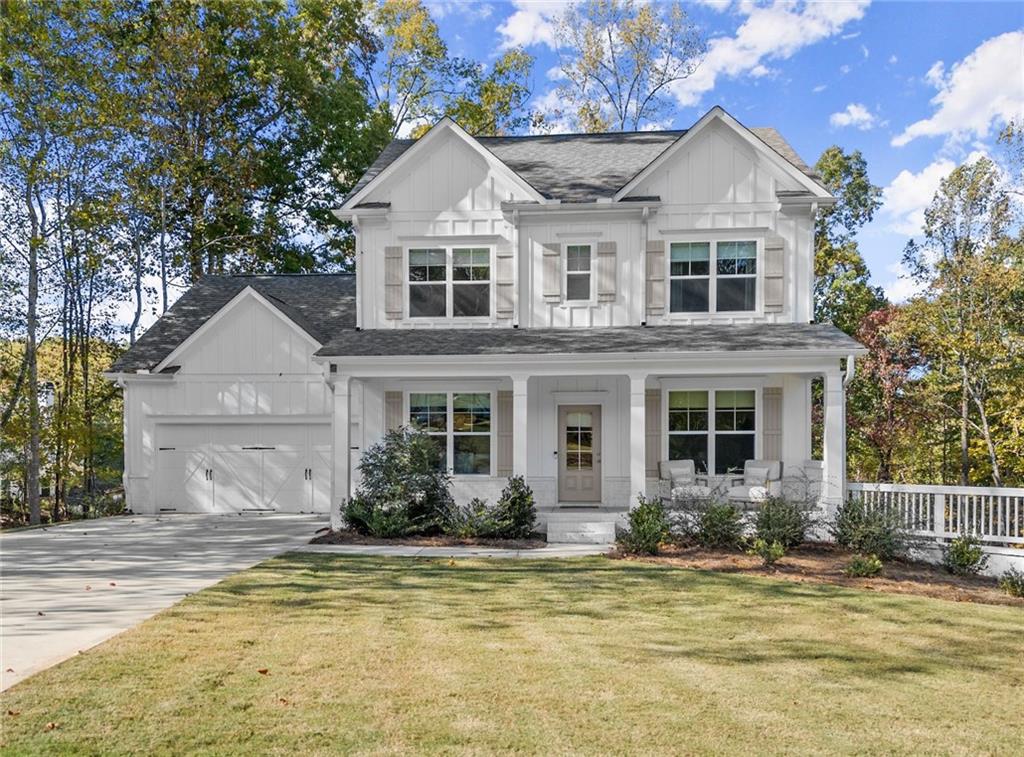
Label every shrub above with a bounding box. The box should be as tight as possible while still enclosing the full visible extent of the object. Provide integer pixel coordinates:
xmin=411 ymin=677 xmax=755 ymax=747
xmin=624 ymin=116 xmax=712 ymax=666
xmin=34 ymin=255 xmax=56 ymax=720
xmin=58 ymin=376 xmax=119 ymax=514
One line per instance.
xmin=941 ymin=533 xmax=989 ymax=576
xmin=998 ymin=567 xmax=1024 ymax=598
xmin=492 ymin=475 xmax=537 ymax=539
xmin=747 ymin=538 xmax=785 ymax=567
xmin=755 ymin=497 xmax=811 ymax=548
xmin=346 ymin=427 xmax=453 ymax=535
xmin=696 ymin=502 xmax=743 ymax=549
xmin=845 ymin=553 xmax=883 ymax=577
xmin=444 ymin=497 xmax=500 ymax=539
xmin=830 ymin=498 xmax=914 ymax=561
xmin=343 ymin=495 xmax=417 ymax=538
xmin=617 ymin=495 xmax=669 ymax=555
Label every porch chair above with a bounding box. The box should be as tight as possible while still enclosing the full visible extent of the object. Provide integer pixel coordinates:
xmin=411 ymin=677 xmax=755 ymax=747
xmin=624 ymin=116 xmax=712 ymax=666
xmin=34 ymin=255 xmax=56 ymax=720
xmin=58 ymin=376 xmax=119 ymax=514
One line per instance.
xmin=658 ymin=460 xmax=711 ymax=501
xmin=726 ymin=459 xmax=783 ymax=504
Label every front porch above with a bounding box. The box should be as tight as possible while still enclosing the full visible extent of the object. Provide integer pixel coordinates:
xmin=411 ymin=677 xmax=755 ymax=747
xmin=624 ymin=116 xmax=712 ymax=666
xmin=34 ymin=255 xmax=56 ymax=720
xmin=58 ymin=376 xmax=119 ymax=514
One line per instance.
xmin=324 ymin=347 xmax=854 ymax=540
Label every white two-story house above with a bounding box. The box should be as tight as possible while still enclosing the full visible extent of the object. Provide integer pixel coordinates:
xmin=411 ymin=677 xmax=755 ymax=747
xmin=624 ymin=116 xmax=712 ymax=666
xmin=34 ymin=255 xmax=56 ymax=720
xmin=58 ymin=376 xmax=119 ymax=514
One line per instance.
xmin=106 ymin=107 xmax=864 ymax=537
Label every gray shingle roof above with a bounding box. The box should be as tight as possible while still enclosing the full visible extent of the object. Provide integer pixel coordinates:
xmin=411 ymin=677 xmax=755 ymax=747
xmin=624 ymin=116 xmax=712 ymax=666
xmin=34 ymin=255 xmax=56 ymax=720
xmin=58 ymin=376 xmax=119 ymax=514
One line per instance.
xmin=315 ymin=322 xmax=863 ymax=358
xmin=348 ymin=126 xmax=823 ymax=204
xmin=110 ymin=274 xmax=356 ymax=373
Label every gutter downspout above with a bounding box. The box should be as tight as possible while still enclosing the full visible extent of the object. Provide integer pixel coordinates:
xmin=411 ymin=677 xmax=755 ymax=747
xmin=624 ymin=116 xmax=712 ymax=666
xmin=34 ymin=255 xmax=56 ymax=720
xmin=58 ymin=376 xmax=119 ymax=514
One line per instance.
xmin=641 ymin=206 xmax=650 ymax=326
xmin=352 ymin=213 xmax=362 ymax=330
xmin=512 ymin=209 xmax=520 ymax=328
xmin=843 ymin=354 xmax=856 ymax=387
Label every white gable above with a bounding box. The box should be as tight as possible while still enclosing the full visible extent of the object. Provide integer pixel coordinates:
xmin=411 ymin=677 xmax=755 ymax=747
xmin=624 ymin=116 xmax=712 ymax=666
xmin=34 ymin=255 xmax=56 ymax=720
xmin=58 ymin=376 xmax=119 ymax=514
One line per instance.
xmin=364 ymin=127 xmax=534 ymax=212
xmin=169 ymin=290 xmax=321 ymax=376
xmin=630 ymin=118 xmax=807 ymax=205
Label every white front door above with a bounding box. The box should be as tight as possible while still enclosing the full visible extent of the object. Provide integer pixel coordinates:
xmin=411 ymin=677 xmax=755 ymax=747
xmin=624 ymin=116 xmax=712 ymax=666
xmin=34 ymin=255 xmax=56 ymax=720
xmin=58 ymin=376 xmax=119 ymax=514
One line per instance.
xmin=558 ymin=404 xmax=602 ymax=503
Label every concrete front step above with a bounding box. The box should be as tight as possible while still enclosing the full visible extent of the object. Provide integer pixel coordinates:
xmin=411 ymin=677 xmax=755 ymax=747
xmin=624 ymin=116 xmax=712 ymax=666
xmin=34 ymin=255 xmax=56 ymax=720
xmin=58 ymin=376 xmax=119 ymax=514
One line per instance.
xmin=544 ymin=509 xmax=624 ymax=544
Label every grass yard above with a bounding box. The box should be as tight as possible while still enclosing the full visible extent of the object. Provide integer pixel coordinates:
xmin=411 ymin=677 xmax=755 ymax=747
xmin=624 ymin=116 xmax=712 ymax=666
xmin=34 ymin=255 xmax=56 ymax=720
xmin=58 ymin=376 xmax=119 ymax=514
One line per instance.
xmin=2 ymin=556 xmax=1022 ymax=755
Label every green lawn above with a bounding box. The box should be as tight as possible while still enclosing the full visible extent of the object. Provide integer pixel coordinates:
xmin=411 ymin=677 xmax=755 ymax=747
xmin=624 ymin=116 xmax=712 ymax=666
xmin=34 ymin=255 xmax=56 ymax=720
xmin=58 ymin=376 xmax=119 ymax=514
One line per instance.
xmin=3 ymin=556 xmax=1022 ymax=755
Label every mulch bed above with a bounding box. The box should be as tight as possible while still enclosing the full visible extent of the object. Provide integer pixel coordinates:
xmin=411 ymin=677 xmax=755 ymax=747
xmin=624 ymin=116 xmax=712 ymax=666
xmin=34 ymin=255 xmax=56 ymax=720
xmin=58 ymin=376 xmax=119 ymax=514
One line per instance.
xmin=611 ymin=542 xmax=1023 ymax=608
xmin=311 ymin=528 xmax=547 ymax=549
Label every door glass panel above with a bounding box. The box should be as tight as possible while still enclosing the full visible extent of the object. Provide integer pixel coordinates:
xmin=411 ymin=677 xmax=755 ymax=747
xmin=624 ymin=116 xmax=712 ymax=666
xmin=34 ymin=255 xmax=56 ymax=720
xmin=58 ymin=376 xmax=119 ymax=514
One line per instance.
xmin=565 ymin=411 xmax=594 ymax=471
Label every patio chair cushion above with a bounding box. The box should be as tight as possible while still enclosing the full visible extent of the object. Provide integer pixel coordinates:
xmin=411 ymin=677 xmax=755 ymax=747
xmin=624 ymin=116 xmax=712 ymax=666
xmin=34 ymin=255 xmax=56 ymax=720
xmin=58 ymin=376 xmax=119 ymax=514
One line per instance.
xmin=727 ymin=485 xmax=770 ymax=503
xmin=671 ymin=484 xmax=712 ymax=500
xmin=744 ymin=466 xmax=770 ymax=486
xmin=660 ymin=460 xmax=696 ymax=486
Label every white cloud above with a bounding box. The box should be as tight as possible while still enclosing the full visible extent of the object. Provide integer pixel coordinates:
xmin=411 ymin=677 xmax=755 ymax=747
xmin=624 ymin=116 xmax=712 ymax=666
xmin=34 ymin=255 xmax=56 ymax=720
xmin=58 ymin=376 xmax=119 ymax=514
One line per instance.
xmin=692 ymin=0 xmax=732 ymax=12
xmin=861 ymin=44 xmax=869 ymax=59
xmin=839 ymin=63 xmax=851 ymax=75
xmin=888 ymin=54 xmax=898 ymax=64
xmin=893 ymin=30 xmax=1024 ymax=147
xmin=668 ymin=0 xmax=870 ymax=107
xmin=829 ymin=102 xmax=877 ymax=130
xmin=881 ymin=262 xmax=925 ymax=303
xmin=812 ymin=84 xmax=827 ymax=93
xmin=881 ymin=157 xmax=956 ymax=236
xmin=496 ymin=0 xmax=566 ymax=50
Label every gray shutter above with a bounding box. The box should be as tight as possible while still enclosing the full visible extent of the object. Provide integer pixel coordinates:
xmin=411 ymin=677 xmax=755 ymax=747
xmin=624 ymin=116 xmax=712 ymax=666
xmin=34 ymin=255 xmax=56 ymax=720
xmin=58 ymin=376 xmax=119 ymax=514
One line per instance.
xmin=645 ymin=389 xmax=662 ymax=478
xmin=384 ymin=246 xmax=404 ymax=319
xmin=542 ymin=242 xmax=561 ymax=302
xmin=385 ymin=391 xmax=403 ymax=432
xmin=496 ymin=390 xmax=513 ymax=476
xmin=596 ymin=241 xmax=617 ymax=302
xmin=763 ymin=387 xmax=782 ymax=460
xmin=763 ymin=235 xmax=784 ymax=313
xmin=495 ymin=244 xmax=515 ymax=317
xmin=646 ymin=239 xmax=665 ymax=315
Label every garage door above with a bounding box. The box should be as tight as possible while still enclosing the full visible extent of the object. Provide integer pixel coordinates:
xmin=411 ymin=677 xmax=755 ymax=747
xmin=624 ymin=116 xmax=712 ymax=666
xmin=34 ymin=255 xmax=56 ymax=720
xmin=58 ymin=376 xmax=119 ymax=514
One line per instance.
xmin=155 ymin=423 xmax=330 ymax=513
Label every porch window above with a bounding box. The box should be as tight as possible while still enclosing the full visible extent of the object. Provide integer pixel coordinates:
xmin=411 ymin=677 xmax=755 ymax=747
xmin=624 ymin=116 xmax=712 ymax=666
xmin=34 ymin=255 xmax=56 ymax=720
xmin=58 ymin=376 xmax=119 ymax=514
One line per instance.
xmin=716 ymin=241 xmax=757 ymax=312
xmin=714 ymin=390 xmax=756 ymax=474
xmin=667 ymin=391 xmax=709 ymax=473
xmin=409 ymin=391 xmax=492 ymax=475
xmin=408 ymin=247 xmax=491 ymax=318
xmin=667 ymin=388 xmax=756 ymax=475
xmin=669 ymin=242 xmax=710 ymax=313
xmin=565 ymin=244 xmax=592 ymax=301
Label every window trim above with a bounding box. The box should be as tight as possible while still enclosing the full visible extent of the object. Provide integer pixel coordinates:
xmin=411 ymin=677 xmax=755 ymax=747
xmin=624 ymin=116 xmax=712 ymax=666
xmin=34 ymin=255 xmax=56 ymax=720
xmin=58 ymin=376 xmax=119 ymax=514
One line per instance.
xmin=661 ymin=381 xmax=762 ymax=476
xmin=666 ymin=238 xmax=763 ymax=316
xmin=405 ymin=245 xmax=494 ymax=321
xmin=563 ymin=242 xmax=595 ymax=304
xmin=405 ymin=389 xmax=496 ymax=477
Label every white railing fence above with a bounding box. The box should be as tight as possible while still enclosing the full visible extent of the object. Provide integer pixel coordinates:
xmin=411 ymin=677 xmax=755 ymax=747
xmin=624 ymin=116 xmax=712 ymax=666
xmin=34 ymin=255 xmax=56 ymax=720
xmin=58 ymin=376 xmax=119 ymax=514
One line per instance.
xmin=848 ymin=482 xmax=1024 ymax=547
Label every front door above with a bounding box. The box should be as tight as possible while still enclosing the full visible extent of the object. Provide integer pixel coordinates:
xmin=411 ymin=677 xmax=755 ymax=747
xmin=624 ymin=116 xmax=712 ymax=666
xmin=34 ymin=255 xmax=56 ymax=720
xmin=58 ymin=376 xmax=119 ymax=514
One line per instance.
xmin=558 ymin=404 xmax=601 ymax=503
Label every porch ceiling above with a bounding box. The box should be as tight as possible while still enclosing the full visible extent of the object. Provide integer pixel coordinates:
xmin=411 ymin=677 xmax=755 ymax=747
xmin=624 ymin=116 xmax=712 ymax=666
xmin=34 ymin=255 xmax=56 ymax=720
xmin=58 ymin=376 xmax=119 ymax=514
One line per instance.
xmin=315 ymin=322 xmax=864 ymax=360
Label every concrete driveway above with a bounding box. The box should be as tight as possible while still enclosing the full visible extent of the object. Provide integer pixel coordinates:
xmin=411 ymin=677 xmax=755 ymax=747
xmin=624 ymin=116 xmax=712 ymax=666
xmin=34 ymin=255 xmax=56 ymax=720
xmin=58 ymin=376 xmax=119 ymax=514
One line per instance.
xmin=0 ymin=513 xmax=325 ymax=691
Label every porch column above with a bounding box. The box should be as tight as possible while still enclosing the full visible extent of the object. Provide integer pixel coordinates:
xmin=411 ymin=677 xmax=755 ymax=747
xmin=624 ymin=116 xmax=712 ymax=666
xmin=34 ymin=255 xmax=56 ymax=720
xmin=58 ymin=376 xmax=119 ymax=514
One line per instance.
xmin=330 ymin=374 xmax=351 ymax=531
xmin=629 ymin=372 xmax=648 ymax=507
xmin=822 ymin=368 xmax=846 ymax=506
xmin=511 ymin=374 xmax=529 ymax=477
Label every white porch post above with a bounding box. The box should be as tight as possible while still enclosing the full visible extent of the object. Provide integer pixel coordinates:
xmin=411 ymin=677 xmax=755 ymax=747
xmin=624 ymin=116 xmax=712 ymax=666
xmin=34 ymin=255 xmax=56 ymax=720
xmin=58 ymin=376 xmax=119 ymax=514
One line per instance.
xmin=331 ymin=373 xmax=352 ymax=531
xmin=822 ymin=368 xmax=846 ymax=506
xmin=629 ymin=372 xmax=647 ymax=507
xmin=512 ymin=374 xmax=529 ymax=477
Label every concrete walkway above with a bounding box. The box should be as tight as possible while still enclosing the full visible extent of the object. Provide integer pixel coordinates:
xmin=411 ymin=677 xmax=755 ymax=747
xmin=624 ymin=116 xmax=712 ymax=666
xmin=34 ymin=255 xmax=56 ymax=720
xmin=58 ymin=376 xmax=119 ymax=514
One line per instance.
xmin=298 ymin=543 xmax=612 ymax=559
xmin=0 ymin=513 xmax=324 ymax=691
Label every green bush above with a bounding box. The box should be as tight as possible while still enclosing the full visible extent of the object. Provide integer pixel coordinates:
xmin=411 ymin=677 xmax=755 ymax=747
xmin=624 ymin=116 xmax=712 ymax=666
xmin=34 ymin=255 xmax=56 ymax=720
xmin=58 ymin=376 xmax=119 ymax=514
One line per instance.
xmin=617 ymin=495 xmax=669 ymax=555
xmin=343 ymin=496 xmax=417 ymax=538
xmin=845 ymin=553 xmax=883 ymax=577
xmin=492 ymin=475 xmax=537 ymax=539
xmin=696 ymin=502 xmax=743 ymax=549
xmin=345 ymin=427 xmax=453 ymax=535
xmin=830 ymin=498 xmax=914 ymax=561
xmin=998 ymin=567 xmax=1024 ymax=598
xmin=941 ymin=533 xmax=989 ymax=576
xmin=747 ymin=538 xmax=785 ymax=567
xmin=444 ymin=497 xmax=500 ymax=538
xmin=755 ymin=497 xmax=811 ymax=548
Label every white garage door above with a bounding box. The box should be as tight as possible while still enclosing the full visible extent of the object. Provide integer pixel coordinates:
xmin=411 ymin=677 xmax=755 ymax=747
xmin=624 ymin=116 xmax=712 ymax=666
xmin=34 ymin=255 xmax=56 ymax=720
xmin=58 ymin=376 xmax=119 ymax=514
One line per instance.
xmin=155 ymin=423 xmax=330 ymax=513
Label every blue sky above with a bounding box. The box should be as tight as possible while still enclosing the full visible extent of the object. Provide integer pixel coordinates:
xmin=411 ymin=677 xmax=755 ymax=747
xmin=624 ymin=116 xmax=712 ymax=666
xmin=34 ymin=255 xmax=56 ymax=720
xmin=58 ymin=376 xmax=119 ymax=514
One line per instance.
xmin=427 ymin=0 xmax=1024 ymax=300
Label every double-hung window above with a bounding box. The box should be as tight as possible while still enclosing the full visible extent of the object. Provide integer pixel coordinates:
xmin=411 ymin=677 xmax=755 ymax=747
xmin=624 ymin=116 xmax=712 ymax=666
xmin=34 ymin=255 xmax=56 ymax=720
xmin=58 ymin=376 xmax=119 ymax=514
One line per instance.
xmin=667 ymin=389 xmax=756 ymax=475
xmin=409 ymin=391 xmax=492 ymax=475
xmin=668 ymin=240 xmax=757 ymax=314
xmin=669 ymin=242 xmax=710 ymax=312
xmin=716 ymin=241 xmax=757 ymax=312
xmin=565 ymin=244 xmax=592 ymax=301
xmin=408 ymin=247 xmax=491 ymax=318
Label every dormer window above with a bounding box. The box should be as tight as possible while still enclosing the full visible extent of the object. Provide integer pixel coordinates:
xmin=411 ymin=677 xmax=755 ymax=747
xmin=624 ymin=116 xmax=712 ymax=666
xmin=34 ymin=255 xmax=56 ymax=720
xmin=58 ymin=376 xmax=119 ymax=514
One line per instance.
xmin=408 ymin=247 xmax=491 ymax=319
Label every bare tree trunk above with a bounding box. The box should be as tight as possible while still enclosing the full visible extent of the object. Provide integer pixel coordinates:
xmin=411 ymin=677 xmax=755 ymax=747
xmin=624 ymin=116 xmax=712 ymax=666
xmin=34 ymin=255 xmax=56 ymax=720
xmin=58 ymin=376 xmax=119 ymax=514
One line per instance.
xmin=159 ymin=182 xmax=169 ymax=313
xmin=972 ymin=393 xmax=1003 ymax=487
xmin=130 ymin=234 xmax=143 ymax=345
xmin=25 ymin=193 xmax=41 ymax=526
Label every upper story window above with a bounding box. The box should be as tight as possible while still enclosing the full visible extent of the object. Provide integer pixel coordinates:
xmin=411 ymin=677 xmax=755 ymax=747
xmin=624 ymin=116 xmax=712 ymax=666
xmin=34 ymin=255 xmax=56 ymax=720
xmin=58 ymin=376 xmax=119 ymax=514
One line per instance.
xmin=669 ymin=240 xmax=757 ymax=314
xmin=565 ymin=244 xmax=592 ymax=301
xmin=408 ymin=247 xmax=491 ymax=318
